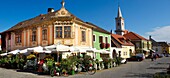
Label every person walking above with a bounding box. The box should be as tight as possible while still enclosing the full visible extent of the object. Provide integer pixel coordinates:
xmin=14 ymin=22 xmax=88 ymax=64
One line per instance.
xmin=151 ymin=53 xmax=154 ymax=61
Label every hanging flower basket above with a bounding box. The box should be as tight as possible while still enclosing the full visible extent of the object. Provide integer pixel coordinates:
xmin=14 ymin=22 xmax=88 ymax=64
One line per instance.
xmin=100 ymin=43 xmax=106 ymax=49
xmin=105 ymin=43 xmax=110 ymax=49
xmin=26 ymin=54 xmax=36 ymax=60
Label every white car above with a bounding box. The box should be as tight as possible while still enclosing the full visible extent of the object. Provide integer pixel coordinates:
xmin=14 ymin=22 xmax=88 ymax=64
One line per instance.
xmin=121 ymin=58 xmax=127 ymax=64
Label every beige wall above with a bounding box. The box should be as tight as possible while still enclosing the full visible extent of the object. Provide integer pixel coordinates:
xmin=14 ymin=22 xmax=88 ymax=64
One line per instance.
xmin=6 ymin=25 xmax=54 ymax=51
xmin=54 ymin=22 xmax=93 ymax=47
xmin=76 ymin=24 xmax=92 ymax=47
xmin=121 ymin=46 xmax=135 ymax=58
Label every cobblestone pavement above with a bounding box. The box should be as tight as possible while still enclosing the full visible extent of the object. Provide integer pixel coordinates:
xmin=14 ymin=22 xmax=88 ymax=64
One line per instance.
xmin=0 ymin=57 xmax=169 ymax=78
xmin=69 ymin=57 xmax=170 ymax=78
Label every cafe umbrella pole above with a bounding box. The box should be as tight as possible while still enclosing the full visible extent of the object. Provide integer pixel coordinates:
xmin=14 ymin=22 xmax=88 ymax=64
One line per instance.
xmin=56 ymin=44 xmax=59 ymax=62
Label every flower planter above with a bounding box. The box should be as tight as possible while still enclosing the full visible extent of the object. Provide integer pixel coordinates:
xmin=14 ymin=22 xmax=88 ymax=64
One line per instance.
xmin=101 ymin=63 xmax=104 ymax=70
xmin=104 ymin=63 xmax=109 ymax=69
xmin=100 ymin=43 xmax=106 ymax=49
xmin=110 ymin=62 xmax=113 ymax=68
xmin=105 ymin=43 xmax=110 ymax=49
xmin=71 ymin=70 xmax=75 ymax=75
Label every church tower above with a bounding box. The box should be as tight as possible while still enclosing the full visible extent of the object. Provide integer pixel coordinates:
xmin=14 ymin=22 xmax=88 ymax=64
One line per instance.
xmin=115 ymin=6 xmax=125 ymax=35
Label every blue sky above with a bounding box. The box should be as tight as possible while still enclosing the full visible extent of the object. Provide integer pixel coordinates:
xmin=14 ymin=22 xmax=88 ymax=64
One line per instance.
xmin=0 ymin=0 xmax=170 ymax=42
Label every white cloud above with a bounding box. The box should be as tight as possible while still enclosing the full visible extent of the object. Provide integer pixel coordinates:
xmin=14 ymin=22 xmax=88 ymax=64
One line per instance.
xmin=146 ymin=25 xmax=170 ymax=43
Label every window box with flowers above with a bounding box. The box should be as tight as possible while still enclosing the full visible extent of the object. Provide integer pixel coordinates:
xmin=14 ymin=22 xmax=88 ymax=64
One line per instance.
xmin=105 ymin=43 xmax=110 ymax=49
xmin=100 ymin=43 xmax=106 ymax=49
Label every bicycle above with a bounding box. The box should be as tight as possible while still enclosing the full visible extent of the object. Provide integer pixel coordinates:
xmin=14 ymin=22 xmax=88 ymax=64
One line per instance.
xmin=77 ymin=63 xmax=96 ymax=75
xmin=50 ymin=63 xmax=69 ymax=77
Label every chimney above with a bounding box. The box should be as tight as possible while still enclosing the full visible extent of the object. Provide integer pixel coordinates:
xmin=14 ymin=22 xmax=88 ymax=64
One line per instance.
xmin=124 ymin=30 xmax=129 ymax=35
xmin=47 ymin=8 xmax=54 ymax=13
xmin=149 ymin=35 xmax=152 ymax=40
xmin=110 ymin=30 xmax=112 ymax=34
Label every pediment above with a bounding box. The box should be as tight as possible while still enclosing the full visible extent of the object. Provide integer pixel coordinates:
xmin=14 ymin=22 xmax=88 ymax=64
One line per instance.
xmin=55 ymin=7 xmax=71 ymax=17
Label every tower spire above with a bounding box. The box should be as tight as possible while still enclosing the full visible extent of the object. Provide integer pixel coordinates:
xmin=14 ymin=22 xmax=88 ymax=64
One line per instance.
xmin=115 ymin=5 xmax=125 ymax=35
xmin=117 ymin=6 xmax=123 ymax=18
xmin=61 ymin=0 xmax=65 ymax=8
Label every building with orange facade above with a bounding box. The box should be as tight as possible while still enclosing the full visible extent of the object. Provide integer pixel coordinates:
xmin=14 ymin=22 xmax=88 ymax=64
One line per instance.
xmin=0 ymin=0 xmax=111 ymax=59
xmin=0 ymin=1 xmax=94 ymax=51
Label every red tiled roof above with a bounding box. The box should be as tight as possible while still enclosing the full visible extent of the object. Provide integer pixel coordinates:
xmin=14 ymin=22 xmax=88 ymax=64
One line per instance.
xmin=111 ymin=34 xmax=134 ymax=46
xmin=123 ymin=32 xmax=149 ymax=41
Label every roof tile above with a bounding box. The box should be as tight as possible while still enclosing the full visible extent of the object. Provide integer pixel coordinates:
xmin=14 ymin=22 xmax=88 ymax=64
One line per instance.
xmin=111 ymin=34 xmax=134 ymax=46
xmin=124 ymin=32 xmax=149 ymax=41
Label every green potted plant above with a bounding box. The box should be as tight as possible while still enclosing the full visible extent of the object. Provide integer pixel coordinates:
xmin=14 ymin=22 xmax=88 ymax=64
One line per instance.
xmin=62 ymin=69 xmax=68 ymax=76
xmin=100 ymin=61 xmax=104 ymax=69
xmin=109 ymin=59 xmax=113 ymax=68
xmin=102 ymin=58 xmax=109 ymax=69
xmin=61 ymin=59 xmax=69 ymax=75
xmin=95 ymin=59 xmax=101 ymax=70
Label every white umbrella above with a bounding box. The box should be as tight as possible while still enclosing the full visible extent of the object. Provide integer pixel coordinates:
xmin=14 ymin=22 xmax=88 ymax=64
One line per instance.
xmin=70 ymin=46 xmax=79 ymax=53
xmin=75 ymin=46 xmax=95 ymax=53
xmin=56 ymin=45 xmax=70 ymax=52
xmin=20 ymin=48 xmax=28 ymax=54
xmin=8 ymin=49 xmax=20 ymax=55
xmin=44 ymin=45 xmax=56 ymax=49
xmin=45 ymin=44 xmax=71 ymax=52
xmin=0 ymin=53 xmax=7 ymax=56
xmin=28 ymin=46 xmax=43 ymax=52
xmin=29 ymin=46 xmax=51 ymax=53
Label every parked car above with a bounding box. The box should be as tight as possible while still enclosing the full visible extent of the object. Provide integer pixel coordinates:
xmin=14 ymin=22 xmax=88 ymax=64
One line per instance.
xmin=165 ymin=53 xmax=169 ymax=57
xmin=127 ymin=56 xmax=144 ymax=61
xmin=121 ymin=58 xmax=127 ymax=64
xmin=136 ymin=53 xmax=145 ymax=59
